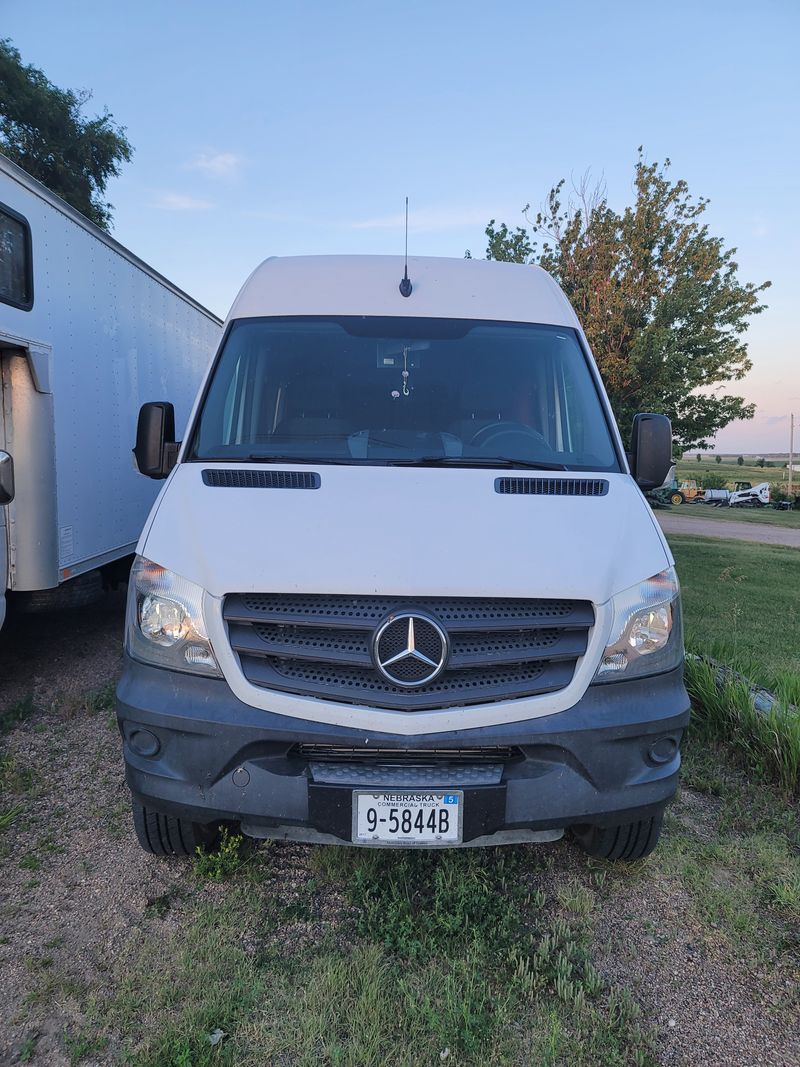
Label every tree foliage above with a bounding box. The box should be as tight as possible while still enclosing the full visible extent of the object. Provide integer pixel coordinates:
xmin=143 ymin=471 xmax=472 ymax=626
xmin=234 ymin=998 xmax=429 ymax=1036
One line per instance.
xmin=480 ymin=153 xmax=769 ymax=451
xmin=0 ymin=38 xmax=132 ymax=230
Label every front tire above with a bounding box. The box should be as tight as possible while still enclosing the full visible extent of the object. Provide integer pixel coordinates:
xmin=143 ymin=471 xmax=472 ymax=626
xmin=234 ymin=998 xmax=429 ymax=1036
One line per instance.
xmin=571 ymin=809 xmax=664 ymax=861
xmin=131 ymin=798 xmax=220 ymax=857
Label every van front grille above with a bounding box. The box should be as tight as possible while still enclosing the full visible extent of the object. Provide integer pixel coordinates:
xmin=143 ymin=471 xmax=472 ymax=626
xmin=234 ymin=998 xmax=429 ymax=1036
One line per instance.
xmin=223 ymin=594 xmax=593 ymax=711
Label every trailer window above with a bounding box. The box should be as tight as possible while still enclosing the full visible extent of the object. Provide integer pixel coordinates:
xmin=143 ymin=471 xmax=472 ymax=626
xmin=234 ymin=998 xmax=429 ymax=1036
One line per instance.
xmin=0 ymin=204 xmax=33 ymax=311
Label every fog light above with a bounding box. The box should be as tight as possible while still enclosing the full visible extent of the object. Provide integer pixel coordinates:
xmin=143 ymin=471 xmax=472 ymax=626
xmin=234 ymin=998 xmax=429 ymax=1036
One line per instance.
xmin=128 ymin=728 xmax=160 ymax=757
xmin=648 ymin=736 xmax=678 ymax=765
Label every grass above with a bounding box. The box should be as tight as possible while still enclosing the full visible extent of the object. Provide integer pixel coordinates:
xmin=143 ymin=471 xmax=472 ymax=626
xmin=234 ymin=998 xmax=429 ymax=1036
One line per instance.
xmin=659 ymin=741 xmax=800 ymax=961
xmin=662 ymin=501 xmax=800 ymax=527
xmin=100 ymin=846 xmax=657 ymax=1067
xmin=670 ymin=536 xmax=800 ymax=681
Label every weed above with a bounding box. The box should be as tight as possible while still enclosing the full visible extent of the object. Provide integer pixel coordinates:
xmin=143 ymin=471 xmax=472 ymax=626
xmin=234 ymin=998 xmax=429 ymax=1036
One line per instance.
xmin=686 ymin=656 xmax=800 ymax=795
xmin=0 ymin=804 xmax=23 ymax=832
xmin=0 ymin=693 xmax=36 ymax=735
xmin=556 ymin=877 xmax=595 ymax=916
xmin=193 ymin=827 xmax=247 ymax=881
xmin=63 ymin=1028 xmax=108 ymax=1065
xmin=19 ymin=1035 xmax=37 ymax=1063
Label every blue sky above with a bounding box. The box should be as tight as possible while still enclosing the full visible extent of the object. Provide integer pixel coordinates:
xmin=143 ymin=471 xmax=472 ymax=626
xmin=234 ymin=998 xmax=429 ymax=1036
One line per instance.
xmin=5 ymin=0 xmax=798 ymax=451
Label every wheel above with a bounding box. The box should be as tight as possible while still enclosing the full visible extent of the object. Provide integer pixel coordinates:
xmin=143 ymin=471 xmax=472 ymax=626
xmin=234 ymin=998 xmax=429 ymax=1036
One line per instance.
xmin=131 ymin=797 xmax=220 ymax=856
xmin=571 ymin=809 xmax=664 ymax=861
xmin=670 ymin=491 xmax=684 ymax=506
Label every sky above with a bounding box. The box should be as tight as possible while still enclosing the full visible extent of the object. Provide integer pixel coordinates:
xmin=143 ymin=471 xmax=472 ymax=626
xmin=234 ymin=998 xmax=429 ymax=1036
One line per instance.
xmin=4 ymin=0 xmax=798 ymax=452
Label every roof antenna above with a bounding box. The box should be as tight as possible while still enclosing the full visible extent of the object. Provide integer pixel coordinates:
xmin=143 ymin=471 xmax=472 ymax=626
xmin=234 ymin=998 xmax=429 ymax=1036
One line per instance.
xmin=399 ymin=197 xmax=412 ymax=297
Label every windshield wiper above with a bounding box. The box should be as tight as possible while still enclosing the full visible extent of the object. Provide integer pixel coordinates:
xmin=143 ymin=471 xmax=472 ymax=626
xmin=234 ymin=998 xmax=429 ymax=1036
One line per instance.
xmin=383 ymin=456 xmax=569 ymax=471
xmin=246 ymin=454 xmax=364 ymax=465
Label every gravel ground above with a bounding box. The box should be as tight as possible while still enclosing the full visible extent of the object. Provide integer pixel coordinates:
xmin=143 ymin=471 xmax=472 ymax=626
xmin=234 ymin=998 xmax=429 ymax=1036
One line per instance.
xmin=656 ymin=513 xmax=800 ymax=547
xmin=0 ymin=595 xmax=798 ymax=1066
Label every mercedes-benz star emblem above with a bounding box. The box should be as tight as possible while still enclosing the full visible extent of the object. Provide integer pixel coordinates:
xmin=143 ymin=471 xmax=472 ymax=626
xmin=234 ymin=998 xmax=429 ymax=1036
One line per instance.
xmin=372 ymin=611 xmax=449 ymax=688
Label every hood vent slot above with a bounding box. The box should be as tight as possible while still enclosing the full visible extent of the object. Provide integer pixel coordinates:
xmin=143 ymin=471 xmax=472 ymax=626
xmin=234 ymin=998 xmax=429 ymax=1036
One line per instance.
xmin=495 ymin=477 xmax=609 ymax=497
xmin=202 ymin=469 xmax=320 ymax=489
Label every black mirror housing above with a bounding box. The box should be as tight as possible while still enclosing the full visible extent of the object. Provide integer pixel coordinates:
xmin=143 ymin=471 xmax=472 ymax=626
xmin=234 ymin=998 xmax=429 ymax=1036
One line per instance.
xmin=630 ymin=413 xmax=673 ymax=490
xmin=0 ymin=450 xmax=14 ymax=504
xmin=133 ymin=402 xmax=178 ymax=479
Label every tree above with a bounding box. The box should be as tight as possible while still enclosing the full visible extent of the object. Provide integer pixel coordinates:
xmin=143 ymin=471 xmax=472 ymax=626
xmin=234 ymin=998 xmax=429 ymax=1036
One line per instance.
xmin=479 ymin=153 xmax=769 ymax=451
xmin=0 ymin=38 xmax=132 ymax=230
xmin=737 ymin=456 xmax=744 ymax=466
xmin=757 ymin=457 xmax=766 ymax=468
xmin=715 ymin=455 xmax=722 ymax=464
xmin=696 ymin=454 xmax=701 ymax=463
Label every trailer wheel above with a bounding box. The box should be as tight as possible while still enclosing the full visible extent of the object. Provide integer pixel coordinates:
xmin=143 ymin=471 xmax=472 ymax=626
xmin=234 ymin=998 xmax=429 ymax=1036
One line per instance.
xmin=131 ymin=798 xmax=220 ymax=857
xmin=670 ymin=491 xmax=684 ymax=506
xmin=571 ymin=809 xmax=664 ymax=861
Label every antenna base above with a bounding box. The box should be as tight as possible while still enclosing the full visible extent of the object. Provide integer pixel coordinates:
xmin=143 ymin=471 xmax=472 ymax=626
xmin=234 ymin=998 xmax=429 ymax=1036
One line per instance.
xmin=399 ymin=277 xmax=412 ymax=298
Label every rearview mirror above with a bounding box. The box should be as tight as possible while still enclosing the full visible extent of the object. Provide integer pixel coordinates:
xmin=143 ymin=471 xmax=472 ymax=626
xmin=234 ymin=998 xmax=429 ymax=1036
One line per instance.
xmin=630 ymin=413 xmax=673 ymax=490
xmin=0 ymin=450 xmax=14 ymax=504
xmin=133 ymin=402 xmax=179 ymax=479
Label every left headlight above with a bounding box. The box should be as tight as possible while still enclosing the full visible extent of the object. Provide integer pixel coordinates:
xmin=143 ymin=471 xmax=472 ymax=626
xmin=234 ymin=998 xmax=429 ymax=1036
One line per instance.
xmin=593 ymin=566 xmax=683 ymax=683
xmin=125 ymin=556 xmax=221 ymax=677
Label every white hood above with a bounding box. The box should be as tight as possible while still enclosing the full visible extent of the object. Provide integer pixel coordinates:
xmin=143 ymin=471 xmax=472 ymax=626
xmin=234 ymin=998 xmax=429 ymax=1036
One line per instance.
xmin=141 ymin=464 xmax=670 ymax=604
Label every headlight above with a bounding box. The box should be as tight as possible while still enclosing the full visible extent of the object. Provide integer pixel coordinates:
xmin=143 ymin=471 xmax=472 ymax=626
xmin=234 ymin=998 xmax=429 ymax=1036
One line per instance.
xmin=125 ymin=556 xmax=221 ymax=677
xmin=593 ymin=567 xmax=683 ymax=683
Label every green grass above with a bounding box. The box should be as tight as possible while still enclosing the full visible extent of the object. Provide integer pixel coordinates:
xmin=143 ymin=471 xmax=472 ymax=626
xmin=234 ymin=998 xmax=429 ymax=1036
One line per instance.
xmin=100 ymin=846 xmax=657 ymax=1067
xmin=659 ymin=741 xmax=800 ymax=959
xmin=670 ymin=536 xmax=800 ymax=680
xmin=668 ymin=535 xmax=800 ymax=795
xmin=662 ymin=502 xmax=800 ymax=527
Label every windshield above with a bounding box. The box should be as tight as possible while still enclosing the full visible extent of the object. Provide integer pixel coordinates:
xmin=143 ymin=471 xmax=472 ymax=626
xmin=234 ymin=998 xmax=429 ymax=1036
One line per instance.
xmin=189 ymin=317 xmax=620 ymax=471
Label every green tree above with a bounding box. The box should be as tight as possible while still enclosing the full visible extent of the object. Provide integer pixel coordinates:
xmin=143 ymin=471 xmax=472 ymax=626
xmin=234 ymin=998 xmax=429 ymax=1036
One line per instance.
xmin=757 ymin=457 xmax=766 ymax=468
xmin=479 ymin=153 xmax=769 ymax=451
xmin=696 ymin=454 xmax=702 ymax=463
xmin=0 ymin=38 xmax=132 ymax=230
xmin=715 ymin=455 xmax=722 ymax=464
xmin=737 ymin=455 xmax=744 ymax=466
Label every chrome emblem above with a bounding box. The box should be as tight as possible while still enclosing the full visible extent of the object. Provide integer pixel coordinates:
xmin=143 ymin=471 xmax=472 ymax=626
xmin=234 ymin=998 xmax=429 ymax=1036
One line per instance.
xmin=372 ymin=611 xmax=449 ymax=688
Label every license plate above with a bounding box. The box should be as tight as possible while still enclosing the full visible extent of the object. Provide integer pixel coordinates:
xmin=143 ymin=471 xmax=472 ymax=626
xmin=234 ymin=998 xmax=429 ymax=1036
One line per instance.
xmin=353 ymin=791 xmax=463 ymax=845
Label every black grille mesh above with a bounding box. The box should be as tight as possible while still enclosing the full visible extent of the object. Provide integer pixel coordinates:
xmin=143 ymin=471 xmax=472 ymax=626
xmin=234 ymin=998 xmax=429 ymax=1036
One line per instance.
xmin=495 ymin=477 xmax=609 ymax=496
xmin=202 ymin=469 xmax=320 ymax=489
xmin=224 ymin=593 xmax=593 ymax=710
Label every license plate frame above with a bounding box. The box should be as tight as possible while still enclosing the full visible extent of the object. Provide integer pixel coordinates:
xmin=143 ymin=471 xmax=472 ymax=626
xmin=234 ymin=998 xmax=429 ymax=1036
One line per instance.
xmin=351 ymin=790 xmax=464 ymax=846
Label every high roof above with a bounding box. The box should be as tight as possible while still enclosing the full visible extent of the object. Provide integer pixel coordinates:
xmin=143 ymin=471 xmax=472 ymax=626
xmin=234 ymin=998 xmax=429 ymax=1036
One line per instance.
xmin=227 ymin=255 xmax=580 ymax=328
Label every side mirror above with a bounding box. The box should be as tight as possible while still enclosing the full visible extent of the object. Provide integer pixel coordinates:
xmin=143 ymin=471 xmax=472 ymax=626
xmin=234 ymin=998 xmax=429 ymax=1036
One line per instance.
xmin=630 ymin=413 xmax=673 ymax=490
xmin=0 ymin=450 xmax=14 ymax=504
xmin=133 ymin=402 xmax=179 ymax=479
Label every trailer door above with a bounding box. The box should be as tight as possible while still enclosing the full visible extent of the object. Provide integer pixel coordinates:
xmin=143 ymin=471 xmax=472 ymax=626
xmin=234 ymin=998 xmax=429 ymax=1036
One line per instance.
xmin=0 ymin=340 xmax=58 ymax=600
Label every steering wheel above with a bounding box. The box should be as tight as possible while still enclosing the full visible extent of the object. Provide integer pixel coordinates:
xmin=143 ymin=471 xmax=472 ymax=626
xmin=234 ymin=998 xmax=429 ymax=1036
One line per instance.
xmin=468 ymin=421 xmax=554 ymax=453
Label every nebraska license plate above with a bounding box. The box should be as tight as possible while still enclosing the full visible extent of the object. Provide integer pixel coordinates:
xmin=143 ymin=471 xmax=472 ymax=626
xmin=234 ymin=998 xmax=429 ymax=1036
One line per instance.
xmin=352 ymin=791 xmax=463 ymax=845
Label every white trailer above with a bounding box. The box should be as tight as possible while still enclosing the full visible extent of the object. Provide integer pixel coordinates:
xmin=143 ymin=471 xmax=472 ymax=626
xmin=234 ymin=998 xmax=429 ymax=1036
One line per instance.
xmin=0 ymin=153 xmax=222 ymax=629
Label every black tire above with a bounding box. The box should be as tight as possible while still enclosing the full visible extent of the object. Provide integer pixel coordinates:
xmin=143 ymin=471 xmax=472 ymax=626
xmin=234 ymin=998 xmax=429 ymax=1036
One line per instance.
xmin=571 ymin=809 xmax=664 ymax=861
xmin=131 ymin=798 xmax=220 ymax=857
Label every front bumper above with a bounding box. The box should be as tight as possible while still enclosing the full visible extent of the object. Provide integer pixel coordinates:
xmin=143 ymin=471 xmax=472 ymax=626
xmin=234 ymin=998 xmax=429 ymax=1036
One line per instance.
xmin=116 ymin=658 xmax=690 ymax=846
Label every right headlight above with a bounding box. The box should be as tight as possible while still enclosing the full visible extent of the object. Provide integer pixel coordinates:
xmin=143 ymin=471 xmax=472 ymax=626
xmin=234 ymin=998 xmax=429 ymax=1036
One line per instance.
xmin=125 ymin=556 xmax=221 ymax=677
xmin=593 ymin=566 xmax=683 ymax=683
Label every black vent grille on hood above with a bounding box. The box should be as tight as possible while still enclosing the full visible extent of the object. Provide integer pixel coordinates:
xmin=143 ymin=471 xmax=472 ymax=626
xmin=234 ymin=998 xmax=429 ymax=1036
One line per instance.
xmin=495 ymin=477 xmax=609 ymax=497
xmin=201 ymin=469 xmax=321 ymax=490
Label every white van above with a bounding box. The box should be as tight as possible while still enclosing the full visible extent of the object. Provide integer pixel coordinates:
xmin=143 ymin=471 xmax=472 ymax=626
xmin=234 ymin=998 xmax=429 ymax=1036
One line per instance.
xmin=117 ymin=255 xmax=688 ymax=861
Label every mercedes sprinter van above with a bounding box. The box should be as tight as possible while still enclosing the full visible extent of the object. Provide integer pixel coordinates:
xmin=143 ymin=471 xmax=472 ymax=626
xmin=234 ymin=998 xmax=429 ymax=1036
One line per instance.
xmin=117 ymin=255 xmax=688 ymax=860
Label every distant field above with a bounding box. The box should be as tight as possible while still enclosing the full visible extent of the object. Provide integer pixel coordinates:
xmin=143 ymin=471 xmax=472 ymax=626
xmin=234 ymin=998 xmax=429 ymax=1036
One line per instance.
xmin=676 ymin=458 xmax=794 ymax=491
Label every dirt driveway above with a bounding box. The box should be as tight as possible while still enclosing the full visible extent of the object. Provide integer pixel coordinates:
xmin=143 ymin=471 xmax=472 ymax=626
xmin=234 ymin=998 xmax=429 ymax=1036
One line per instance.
xmin=1 ymin=595 xmax=798 ymax=1066
xmin=656 ymin=513 xmax=800 ymax=547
